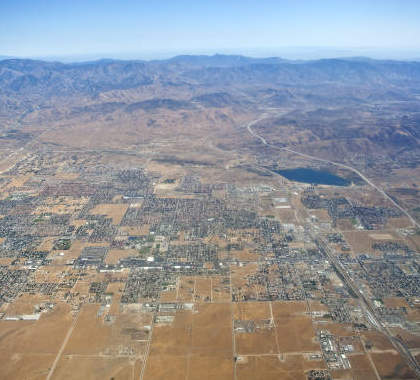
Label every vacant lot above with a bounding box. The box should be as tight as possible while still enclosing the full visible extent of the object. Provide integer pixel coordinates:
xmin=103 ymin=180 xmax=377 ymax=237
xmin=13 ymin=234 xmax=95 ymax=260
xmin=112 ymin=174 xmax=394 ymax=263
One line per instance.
xmin=343 ymin=231 xmax=376 ymax=255
xmin=349 ymin=354 xmax=378 ymax=380
xmin=236 ymin=354 xmax=325 ymax=380
xmin=193 ymin=303 xmax=231 ymax=328
xmin=236 ymin=327 xmax=278 ymax=355
xmin=105 ymin=248 xmax=137 ymax=264
xmin=194 ymin=277 xmax=212 ymax=302
xmin=192 ymin=326 xmax=232 ymax=356
xmin=188 ymin=354 xmax=233 ymax=380
xmin=371 ymin=351 xmax=417 ymax=379
xmin=275 ymin=316 xmax=319 ymax=353
xmin=64 ymin=303 xmax=148 ymax=357
xmin=145 ymin=303 xmax=234 ymax=379
xmin=210 ymin=276 xmax=231 ymax=303
xmin=4 ymin=293 xmax=49 ymax=316
xmin=361 ymin=330 xmax=394 ymax=351
xmin=233 ymin=301 xmax=271 ymax=320
xmin=143 ymin=353 xmax=187 ymax=380
xmin=383 ymin=296 xmax=409 ymax=308
xmin=53 ymin=355 xmax=139 ymax=380
xmin=177 ymin=276 xmax=195 ymax=302
xmin=89 ymin=203 xmax=129 ymax=224
xmin=0 ymin=350 xmax=55 ymax=380
xmin=0 ymin=302 xmax=72 ymax=354
xmin=389 ymin=327 xmax=420 ymax=349
xmin=33 ymin=196 xmax=88 ymax=216
xmin=272 ymin=301 xmax=307 ymax=317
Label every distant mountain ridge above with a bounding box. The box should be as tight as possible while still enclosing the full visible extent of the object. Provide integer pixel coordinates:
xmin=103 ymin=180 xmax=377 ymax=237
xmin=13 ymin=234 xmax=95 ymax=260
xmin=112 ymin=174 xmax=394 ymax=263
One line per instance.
xmin=1 ymin=54 xmax=420 ymax=100
xmin=1 ymin=54 xmax=420 ymax=123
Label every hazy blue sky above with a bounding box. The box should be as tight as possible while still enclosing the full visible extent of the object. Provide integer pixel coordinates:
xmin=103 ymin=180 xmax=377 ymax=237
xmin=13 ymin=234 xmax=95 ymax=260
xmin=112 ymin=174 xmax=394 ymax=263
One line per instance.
xmin=1 ymin=0 xmax=420 ymax=60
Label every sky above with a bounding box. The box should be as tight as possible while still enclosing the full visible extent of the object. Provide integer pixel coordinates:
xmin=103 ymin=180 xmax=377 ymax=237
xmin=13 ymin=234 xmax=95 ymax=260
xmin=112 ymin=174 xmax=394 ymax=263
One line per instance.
xmin=1 ymin=0 xmax=420 ymax=60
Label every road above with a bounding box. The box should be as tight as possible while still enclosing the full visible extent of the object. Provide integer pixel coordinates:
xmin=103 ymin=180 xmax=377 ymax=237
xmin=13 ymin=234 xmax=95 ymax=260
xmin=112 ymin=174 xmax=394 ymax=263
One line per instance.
xmin=45 ymin=273 xmax=85 ymax=380
xmin=139 ymin=310 xmax=156 ymax=380
xmin=45 ymin=307 xmax=80 ymax=380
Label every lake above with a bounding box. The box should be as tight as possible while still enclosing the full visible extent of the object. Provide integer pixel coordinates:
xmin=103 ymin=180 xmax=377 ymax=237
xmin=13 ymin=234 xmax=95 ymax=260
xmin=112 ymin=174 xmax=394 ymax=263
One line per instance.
xmin=275 ymin=167 xmax=351 ymax=186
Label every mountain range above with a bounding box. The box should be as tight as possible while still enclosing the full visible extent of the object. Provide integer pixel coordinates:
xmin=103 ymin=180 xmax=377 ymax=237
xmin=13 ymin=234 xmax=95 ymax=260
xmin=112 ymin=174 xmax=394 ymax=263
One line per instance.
xmin=1 ymin=54 xmax=419 ymax=175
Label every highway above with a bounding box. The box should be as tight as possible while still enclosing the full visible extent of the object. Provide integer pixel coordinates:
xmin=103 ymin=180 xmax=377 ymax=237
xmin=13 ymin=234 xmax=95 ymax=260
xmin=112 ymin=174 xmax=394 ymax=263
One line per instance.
xmin=316 ymin=235 xmax=420 ymax=378
xmin=246 ymin=117 xmax=420 ymax=377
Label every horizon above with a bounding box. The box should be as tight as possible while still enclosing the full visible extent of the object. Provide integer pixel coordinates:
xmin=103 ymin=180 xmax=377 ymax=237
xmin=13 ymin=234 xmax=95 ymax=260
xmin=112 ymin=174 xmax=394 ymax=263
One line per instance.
xmin=2 ymin=48 xmax=420 ymax=64
xmin=2 ymin=1 xmax=420 ymax=62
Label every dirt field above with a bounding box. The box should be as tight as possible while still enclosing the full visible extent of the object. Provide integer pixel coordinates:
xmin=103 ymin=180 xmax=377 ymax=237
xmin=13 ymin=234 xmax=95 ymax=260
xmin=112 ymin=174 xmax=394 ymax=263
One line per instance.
xmin=54 ymin=172 xmax=80 ymax=180
xmin=4 ymin=174 xmax=32 ymax=189
xmin=274 ymin=208 xmax=297 ymax=223
xmin=52 ymin=355 xmax=139 ymax=380
xmin=348 ymin=354 xmax=378 ymax=380
xmin=0 ymin=350 xmax=55 ymax=380
xmin=64 ymin=303 xmax=149 ymax=356
xmin=342 ymin=230 xmax=404 ymax=256
xmin=236 ymin=354 xmax=325 ymax=380
xmin=192 ymin=326 xmax=232 ymax=356
xmin=406 ymin=304 xmax=420 ymax=323
xmin=233 ymin=301 xmax=271 ymax=320
xmin=235 ymin=327 xmax=278 ymax=355
xmin=119 ymin=224 xmax=150 ymax=236
xmin=336 ymin=219 xmax=356 ymax=231
xmin=4 ymin=293 xmax=49 ymax=316
xmin=274 ymin=316 xmax=319 ymax=352
xmin=264 ymin=301 xmax=318 ymax=353
xmin=72 ymin=280 xmax=91 ymax=296
xmin=194 ymin=277 xmax=212 ymax=302
xmin=143 ymin=353 xmax=187 ymax=380
xmin=0 ymin=302 xmax=72 ymax=354
xmin=371 ymin=351 xmax=417 ymax=379
xmin=159 ymin=287 xmax=178 ymax=302
xmin=193 ymin=303 xmax=231 ymax=328
xmin=231 ymin=262 xmax=259 ymax=300
xmin=389 ymin=327 xmax=420 ymax=349
xmin=89 ymin=203 xmax=129 ymax=224
xmin=383 ymin=296 xmax=410 ymax=308
xmin=210 ymin=276 xmax=231 ymax=303
xmin=318 ymin=322 xmax=355 ymax=337
xmin=407 ymin=234 xmax=420 ymax=251
xmin=361 ymin=330 xmax=394 ymax=351
xmin=385 ymin=216 xmax=413 ymax=229
xmin=38 ymin=237 xmax=55 ymax=251
xmin=342 ymin=231 xmax=376 ymax=254
xmin=308 ymin=209 xmax=331 ymax=222
xmin=188 ymin=354 xmax=233 ymax=380
xmin=0 ymin=257 xmax=13 ymax=265
xmin=308 ymin=300 xmax=329 ymax=313
xmin=369 ymin=233 xmax=394 ymax=240
xmin=33 ymin=196 xmax=88 ymax=215
xmin=105 ymin=248 xmax=137 ymax=264
xmin=271 ymin=301 xmax=308 ymax=317
xmin=150 ymin=325 xmax=192 ymax=356
xmin=177 ymin=276 xmax=195 ymax=302
xmin=145 ymin=303 xmax=234 ymax=379
xmin=329 ymin=368 xmax=353 ymax=380
xmin=33 ymin=265 xmax=73 ymax=283
xmin=229 ymin=248 xmax=260 ymax=261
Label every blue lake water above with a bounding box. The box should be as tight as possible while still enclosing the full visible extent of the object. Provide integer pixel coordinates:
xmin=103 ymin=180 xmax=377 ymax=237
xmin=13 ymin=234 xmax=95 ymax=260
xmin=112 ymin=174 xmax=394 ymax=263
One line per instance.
xmin=275 ymin=168 xmax=350 ymax=186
